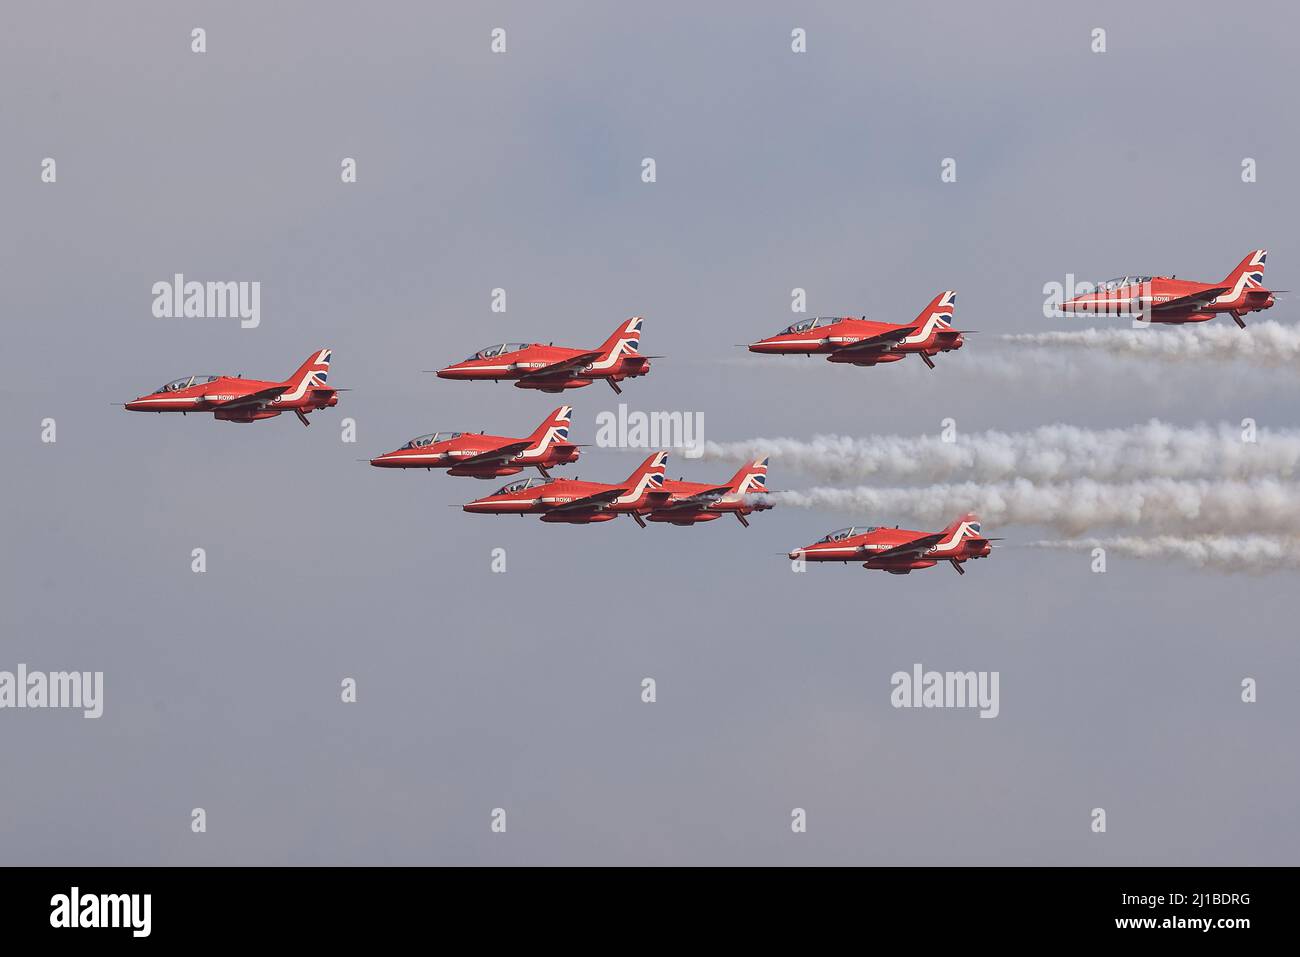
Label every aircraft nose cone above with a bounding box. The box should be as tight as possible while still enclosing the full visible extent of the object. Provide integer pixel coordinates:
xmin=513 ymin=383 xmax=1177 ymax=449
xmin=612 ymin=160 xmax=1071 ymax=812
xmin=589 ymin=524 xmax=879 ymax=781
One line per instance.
xmin=787 ymin=550 xmax=799 ymax=560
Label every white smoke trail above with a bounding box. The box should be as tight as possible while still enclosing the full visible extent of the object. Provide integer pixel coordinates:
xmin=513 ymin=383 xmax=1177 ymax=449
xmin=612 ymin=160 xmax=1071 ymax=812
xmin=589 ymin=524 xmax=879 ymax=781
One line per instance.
xmin=774 ymin=478 xmax=1300 ymax=536
xmin=1026 ymin=535 xmax=1300 ymax=573
xmin=999 ymin=320 xmax=1300 ymax=367
xmin=701 ymin=421 xmax=1300 ymax=484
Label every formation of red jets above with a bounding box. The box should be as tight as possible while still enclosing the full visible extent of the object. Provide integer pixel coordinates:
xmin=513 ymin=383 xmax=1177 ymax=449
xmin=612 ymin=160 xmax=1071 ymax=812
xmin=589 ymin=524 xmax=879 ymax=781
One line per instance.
xmin=458 ymin=451 xmax=772 ymax=527
xmin=122 ymin=250 xmax=1283 ymax=575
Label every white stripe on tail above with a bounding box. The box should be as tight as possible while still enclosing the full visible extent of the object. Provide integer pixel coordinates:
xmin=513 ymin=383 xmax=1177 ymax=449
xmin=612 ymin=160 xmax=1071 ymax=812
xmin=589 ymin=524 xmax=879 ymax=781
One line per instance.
xmin=901 ymin=291 xmax=956 ymax=344
xmin=1214 ymin=250 xmax=1268 ymax=306
xmin=279 ymin=349 xmax=332 ymax=401
xmin=590 ymin=317 xmax=643 ymax=371
xmin=729 ymin=457 xmax=770 ymax=494
xmin=522 ymin=406 xmax=573 ymax=455
xmin=937 ymin=511 xmax=982 ymax=549
xmin=616 ymin=450 xmax=668 ymax=504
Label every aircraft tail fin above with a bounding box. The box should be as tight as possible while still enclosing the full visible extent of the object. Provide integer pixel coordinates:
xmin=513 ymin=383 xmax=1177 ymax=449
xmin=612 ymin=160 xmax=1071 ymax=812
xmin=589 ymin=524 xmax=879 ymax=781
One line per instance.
xmin=596 ymin=316 xmax=643 ymax=362
xmin=285 ymin=349 xmax=332 ymax=395
xmin=1222 ymin=250 xmax=1268 ymax=292
xmin=912 ymin=290 xmax=957 ymax=331
xmin=526 ymin=406 xmax=573 ymax=451
xmin=941 ymin=511 xmax=983 ymax=542
xmin=727 ymin=456 xmax=770 ymax=494
xmin=624 ymin=450 xmax=668 ymax=495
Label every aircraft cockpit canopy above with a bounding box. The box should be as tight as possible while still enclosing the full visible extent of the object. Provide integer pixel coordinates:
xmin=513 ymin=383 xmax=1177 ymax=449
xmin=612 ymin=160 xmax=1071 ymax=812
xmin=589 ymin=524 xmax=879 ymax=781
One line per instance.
xmin=403 ymin=432 xmax=463 ymax=449
xmin=818 ymin=525 xmax=879 ymax=542
xmin=468 ymin=343 xmax=529 ymax=360
xmin=1097 ymin=276 xmax=1154 ymax=291
xmin=494 ymin=476 xmax=552 ymax=495
xmin=782 ymin=316 xmax=841 ymax=335
xmin=155 ymin=375 xmax=219 ymax=393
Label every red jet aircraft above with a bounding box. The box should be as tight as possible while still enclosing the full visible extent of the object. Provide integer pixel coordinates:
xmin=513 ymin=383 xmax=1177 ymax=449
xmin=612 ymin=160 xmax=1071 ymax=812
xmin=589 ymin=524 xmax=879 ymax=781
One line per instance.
xmin=463 ymin=451 xmax=670 ymax=523
xmin=436 ymin=317 xmax=655 ymax=393
xmin=788 ymin=513 xmax=996 ymax=575
xmin=1059 ymin=250 xmax=1275 ymax=327
xmin=748 ymin=292 xmax=966 ymax=369
xmin=638 ymin=457 xmax=773 ymax=527
xmin=124 ymin=350 xmax=339 ymax=425
xmin=370 ymin=406 xmax=580 ymax=478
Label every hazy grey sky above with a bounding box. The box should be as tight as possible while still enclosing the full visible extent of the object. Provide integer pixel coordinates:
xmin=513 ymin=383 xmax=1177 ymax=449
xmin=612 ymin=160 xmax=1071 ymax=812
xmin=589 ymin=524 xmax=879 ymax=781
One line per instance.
xmin=2 ymin=1 xmax=1298 ymax=865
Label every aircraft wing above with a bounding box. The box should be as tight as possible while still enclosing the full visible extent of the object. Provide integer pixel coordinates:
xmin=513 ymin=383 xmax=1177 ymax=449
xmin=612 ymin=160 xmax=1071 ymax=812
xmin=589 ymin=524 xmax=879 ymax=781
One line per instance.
xmin=657 ymin=485 xmax=734 ymax=510
xmin=1150 ymin=287 xmax=1231 ymax=312
xmin=208 ymin=386 xmax=290 ymax=410
xmin=829 ymin=327 xmax=917 ymax=353
xmin=867 ymin=532 xmax=945 ymax=561
xmin=454 ymin=440 xmax=532 ymax=467
xmin=518 ymin=351 xmax=604 ymax=380
xmin=547 ymin=488 xmax=627 ymax=511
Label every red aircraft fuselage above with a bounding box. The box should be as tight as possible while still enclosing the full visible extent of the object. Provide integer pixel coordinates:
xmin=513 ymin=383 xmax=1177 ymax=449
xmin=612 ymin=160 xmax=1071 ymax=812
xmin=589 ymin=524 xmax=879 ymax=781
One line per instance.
xmin=640 ymin=458 xmax=772 ymax=527
xmin=749 ymin=292 xmax=964 ymax=369
xmin=1059 ymin=250 xmax=1274 ymax=327
xmin=463 ymin=452 xmax=670 ymax=523
xmin=790 ymin=513 xmax=994 ymax=575
xmin=123 ymin=350 xmax=338 ymax=426
xmin=370 ymin=406 xmax=580 ymax=478
xmin=437 ymin=317 xmax=654 ymax=394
